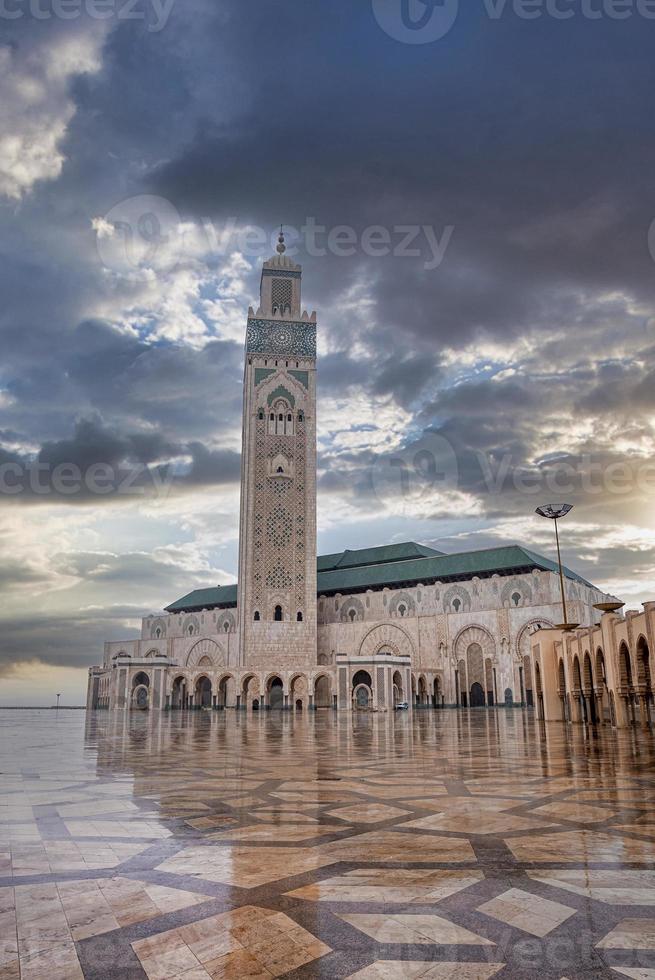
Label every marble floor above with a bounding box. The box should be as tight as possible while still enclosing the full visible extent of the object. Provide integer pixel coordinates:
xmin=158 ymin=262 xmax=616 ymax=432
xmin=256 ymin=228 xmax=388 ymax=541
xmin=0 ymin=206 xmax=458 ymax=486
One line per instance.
xmin=1 ymin=709 xmax=655 ymax=979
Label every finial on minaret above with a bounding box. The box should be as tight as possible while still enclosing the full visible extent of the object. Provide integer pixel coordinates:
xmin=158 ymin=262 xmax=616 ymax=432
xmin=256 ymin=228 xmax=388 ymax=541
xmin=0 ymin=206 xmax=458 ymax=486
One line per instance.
xmin=276 ymin=225 xmax=286 ymax=254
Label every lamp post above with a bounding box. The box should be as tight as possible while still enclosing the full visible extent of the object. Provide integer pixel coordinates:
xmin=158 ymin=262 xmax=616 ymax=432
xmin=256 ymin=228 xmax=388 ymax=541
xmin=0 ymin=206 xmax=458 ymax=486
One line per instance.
xmin=535 ymin=504 xmax=579 ymax=631
xmin=56 ymin=693 xmax=61 ymax=710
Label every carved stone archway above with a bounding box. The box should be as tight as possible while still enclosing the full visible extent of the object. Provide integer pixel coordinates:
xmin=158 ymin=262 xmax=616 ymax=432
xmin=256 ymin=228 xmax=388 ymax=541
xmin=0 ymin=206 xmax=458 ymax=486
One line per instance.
xmin=358 ymin=623 xmax=415 ymax=661
xmin=186 ymin=638 xmax=226 ymax=669
xmin=453 ymin=625 xmax=496 ymax=663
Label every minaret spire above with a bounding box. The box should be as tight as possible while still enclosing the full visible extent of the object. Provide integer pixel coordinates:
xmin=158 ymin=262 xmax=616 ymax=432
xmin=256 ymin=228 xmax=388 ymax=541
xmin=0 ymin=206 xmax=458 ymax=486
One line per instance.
xmin=276 ymin=225 xmax=286 ymax=254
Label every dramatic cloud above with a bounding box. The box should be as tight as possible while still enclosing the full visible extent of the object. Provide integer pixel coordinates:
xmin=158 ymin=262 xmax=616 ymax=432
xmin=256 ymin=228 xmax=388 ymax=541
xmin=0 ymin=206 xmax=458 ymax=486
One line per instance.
xmin=0 ymin=23 xmax=106 ymax=199
xmin=0 ymin=0 xmax=654 ymax=702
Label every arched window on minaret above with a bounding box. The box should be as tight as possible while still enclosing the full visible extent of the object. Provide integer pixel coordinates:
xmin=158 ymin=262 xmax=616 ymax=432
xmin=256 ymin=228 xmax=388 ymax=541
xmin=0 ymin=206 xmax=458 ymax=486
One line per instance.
xmin=271 ymin=399 xmax=293 ymax=435
xmin=297 ymin=611 xmax=303 ymax=622
xmin=274 ymin=605 xmax=283 ymax=622
xmin=253 ymin=610 xmax=260 ymax=621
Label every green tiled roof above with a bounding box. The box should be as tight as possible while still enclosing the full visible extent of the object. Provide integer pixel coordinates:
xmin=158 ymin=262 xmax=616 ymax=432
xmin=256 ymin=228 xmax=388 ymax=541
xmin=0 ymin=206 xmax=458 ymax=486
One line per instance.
xmin=165 ymin=541 xmax=595 ymax=613
xmin=318 ymin=541 xmax=443 ymax=572
xmin=166 ymin=584 xmax=237 ymax=613
xmin=316 ymin=545 xmax=594 ymax=595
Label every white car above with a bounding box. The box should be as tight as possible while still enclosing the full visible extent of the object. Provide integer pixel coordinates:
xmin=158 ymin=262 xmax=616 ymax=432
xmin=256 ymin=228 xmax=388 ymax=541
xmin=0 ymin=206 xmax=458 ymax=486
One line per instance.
xmin=395 ymin=701 xmax=409 ymax=710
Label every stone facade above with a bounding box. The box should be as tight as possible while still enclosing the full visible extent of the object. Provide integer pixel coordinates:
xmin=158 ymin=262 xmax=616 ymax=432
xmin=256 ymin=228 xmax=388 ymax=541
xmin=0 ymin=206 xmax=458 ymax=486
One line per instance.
xmin=87 ymin=242 xmax=621 ymax=718
xmin=87 ymin=562 xmax=608 ymax=714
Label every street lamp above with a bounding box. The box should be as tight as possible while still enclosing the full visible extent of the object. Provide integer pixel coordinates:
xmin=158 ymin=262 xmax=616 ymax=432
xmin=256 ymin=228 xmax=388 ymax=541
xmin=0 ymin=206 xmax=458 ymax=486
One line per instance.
xmin=535 ymin=503 xmax=579 ymax=631
xmin=56 ymin=693 xmax=61 ymax=710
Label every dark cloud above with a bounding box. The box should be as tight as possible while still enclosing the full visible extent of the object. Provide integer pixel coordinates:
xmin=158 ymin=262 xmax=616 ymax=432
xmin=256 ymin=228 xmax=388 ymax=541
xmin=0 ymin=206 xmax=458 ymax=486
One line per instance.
xmin=1 ymin=0 xmax=654 ymax=697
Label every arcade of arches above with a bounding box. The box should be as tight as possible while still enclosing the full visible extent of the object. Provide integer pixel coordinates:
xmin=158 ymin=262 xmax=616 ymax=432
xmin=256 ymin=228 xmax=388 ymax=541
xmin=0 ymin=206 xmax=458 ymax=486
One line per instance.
xmin=93 ymin=603 xmax=655 ymax=730
xmin=528 ymin=604 xmax=655 ymax=728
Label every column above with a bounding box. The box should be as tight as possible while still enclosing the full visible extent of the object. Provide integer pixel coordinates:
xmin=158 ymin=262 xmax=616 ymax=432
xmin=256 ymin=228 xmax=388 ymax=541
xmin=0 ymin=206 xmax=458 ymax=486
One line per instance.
xmin=614 ymin=694 xmax=631 ymax=728
xmin=638 ymin=691 xmax=650 ymax=727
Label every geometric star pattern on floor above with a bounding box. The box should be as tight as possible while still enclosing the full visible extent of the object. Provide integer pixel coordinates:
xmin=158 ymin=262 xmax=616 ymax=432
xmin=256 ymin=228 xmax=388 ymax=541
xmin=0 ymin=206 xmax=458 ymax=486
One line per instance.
xmin=286 ymin=868 xmax=485 ymax=904
xmin=477 ymin=887 xmax=576 ymax=936
xmin=326 ymin=803 xmax=411 ymax=823
xmin=4 ymin=709 xmax=655 ymax=979
xmin=527 ymin=869 xmax=655 ymax=905
xmin=595 ymin=918 xmax=655 ymax=949
xmin=531 ymin=800 xmax=618 ymax=823
xmin=610 ymin=970 xmax=655 ymax=979
xmin=338 ymin=912 xmax=495 ymax=945
xmin=322 ymin=830 xmax=476 ymax=862
xmin=132 ymin=905 xmax=331 ymax=978
xmin=345 ymin=964 xmax=506 ymax=979
xmin=155 ymin=843 xmax=339 ymax=887
xmin=505 ymin=830 xmax=655 ymax=864
xmin=398 ymin=811 xmax=555 ymax=835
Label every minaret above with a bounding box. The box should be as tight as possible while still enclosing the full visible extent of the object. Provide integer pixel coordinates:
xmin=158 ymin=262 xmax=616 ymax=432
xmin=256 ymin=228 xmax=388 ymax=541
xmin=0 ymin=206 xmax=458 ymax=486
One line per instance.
xmin=237 ymin=231 xmax=317 ymax=670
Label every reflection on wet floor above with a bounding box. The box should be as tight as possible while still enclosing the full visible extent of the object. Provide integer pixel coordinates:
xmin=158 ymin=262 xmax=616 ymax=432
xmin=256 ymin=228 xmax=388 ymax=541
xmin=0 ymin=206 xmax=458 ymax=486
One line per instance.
xmin=1 ymin=707 xmax=655 ymax=978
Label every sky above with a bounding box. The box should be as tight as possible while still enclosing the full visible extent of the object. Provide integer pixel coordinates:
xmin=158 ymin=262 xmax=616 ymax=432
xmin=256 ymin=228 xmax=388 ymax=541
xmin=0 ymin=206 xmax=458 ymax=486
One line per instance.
xmin=0 ymin=0 xmax=654 ymax=705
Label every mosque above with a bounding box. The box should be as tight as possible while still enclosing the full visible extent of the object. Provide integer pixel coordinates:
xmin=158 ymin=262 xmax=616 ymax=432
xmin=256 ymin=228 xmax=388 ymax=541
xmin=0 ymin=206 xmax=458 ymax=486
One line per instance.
xmin=86 ymin=235 xmax=614 ymax=714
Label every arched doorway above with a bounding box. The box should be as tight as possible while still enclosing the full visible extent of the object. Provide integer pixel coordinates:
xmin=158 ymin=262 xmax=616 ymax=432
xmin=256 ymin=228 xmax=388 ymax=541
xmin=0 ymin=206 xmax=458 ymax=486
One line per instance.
xmin=195 ymin=675 xmax=212 ymax=709
xmin=583 ymin=652 xmax=596 ymax=723
xmin=393 ymin=670 xmax=404 ymax=705
xmin=314 ymin=674 xmax=332 ymax=708
xmin=470 ymin=682 xmax=485 ymax=708
xmin=242 ymin=674 xmax=260 ymax=711
xmin=290 ymin=675 xmax=308 ymax=711
xmin=171 ymin=675 xmax=186 ymax=710
xmin=619 ymin=642 xmax=634 ymax=725
xmin=558 ymin=659 xmax=567 ymax=721
xmin=352 ymin=670 xmax=372 ymax=710
xmin=418 ymin=675 xmax=428 ymax=706
xmin=131 ymin=672 xmax=150 ymax=710
xmin=458 ymin=659 xmax=467 ymax=707
xmin=534 ymin=662 xmax=544 ymax=719
xmin=637 ymin=636 xmax=652 ymax=726
xmin=267 ymin=676 xmax=283 ymax=709
xmin=433 ymin=675 xmax=442 ymax=708
xmin=573 ymin=656 xmax=586 ymax=722
xmin=467 ymin=643 xmax=485 ymax=707
xmin=596 ymin=649 xmax=610 ymax=723
xmin=217 ymin=675 xmax=234 ymax=708
xmin=485 ymin=658 xmax=495 ymax=706
xmin=522 ymin=655 xmax=534 ymax=707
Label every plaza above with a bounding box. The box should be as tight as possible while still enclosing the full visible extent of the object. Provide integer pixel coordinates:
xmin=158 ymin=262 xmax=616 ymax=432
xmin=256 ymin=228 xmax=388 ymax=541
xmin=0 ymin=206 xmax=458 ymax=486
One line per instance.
xmin=2 ymin=708 xmax=655 ymax=978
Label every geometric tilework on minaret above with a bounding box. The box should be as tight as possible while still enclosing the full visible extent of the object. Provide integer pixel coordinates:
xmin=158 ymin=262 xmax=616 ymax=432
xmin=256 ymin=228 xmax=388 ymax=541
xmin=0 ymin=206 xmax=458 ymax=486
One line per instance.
xmin=236 ymin=231 xmax=318 ymax=669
